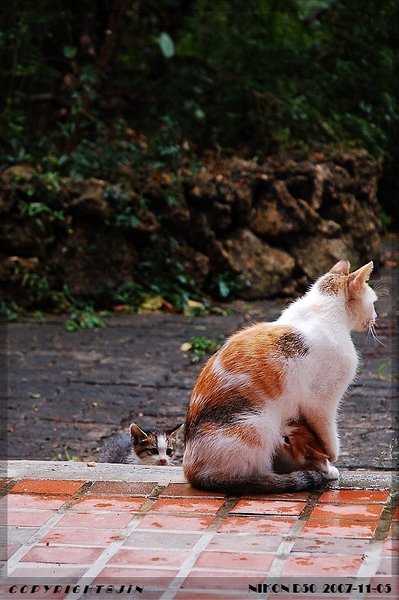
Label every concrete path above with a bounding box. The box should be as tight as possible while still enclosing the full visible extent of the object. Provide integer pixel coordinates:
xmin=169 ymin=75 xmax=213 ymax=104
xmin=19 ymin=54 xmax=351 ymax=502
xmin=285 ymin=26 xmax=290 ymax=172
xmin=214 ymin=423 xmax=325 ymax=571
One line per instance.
xmin=5 ymin=236 xmax=398 ymax=470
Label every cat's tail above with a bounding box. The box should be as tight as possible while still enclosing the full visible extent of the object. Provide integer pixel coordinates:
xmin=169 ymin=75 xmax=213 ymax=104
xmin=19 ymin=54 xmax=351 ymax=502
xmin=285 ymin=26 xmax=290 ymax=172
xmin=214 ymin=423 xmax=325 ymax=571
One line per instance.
xmin=185 ymin=470 xmax=326 ymax=495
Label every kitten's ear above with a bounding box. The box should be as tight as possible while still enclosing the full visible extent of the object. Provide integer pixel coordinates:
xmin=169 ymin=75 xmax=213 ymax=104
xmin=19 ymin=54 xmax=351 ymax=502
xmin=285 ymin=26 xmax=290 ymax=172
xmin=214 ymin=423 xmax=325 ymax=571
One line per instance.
xmin=304 ymin=446 xmax=330 ymax=461
xmin=329 ymin=260 xmax=350 ymax=275
xmin=130 ymin=423 xmax=148 ymax=445
xmin=168 ymin=423 xmax=184 ymax=438
xmin=347 ymin=262 xmax=374 ymax=297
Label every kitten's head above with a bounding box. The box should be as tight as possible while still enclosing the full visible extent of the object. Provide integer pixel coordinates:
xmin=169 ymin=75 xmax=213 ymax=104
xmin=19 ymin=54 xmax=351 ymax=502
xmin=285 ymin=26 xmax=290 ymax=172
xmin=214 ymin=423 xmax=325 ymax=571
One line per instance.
xmin=283 ymin=421 xmax=330 ymax=475
xmin=318 ymin=260 xmax=378 ymax=333
xmin=130 ymin=423 xmax=183 ymax=466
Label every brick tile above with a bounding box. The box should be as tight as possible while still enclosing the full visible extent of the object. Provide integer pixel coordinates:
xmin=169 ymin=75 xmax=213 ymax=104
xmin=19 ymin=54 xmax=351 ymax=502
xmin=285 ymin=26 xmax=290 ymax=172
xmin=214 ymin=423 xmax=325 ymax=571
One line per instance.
xmin=137 ymin=513 xmax=214 ymax=532
xmin=310 ymin=503 xmax=384 ymax=520
xmin=217 ymin=516 xmax=295 ymax=534
xmin=21 ymin=545 xmax=104 ymax=564
xmin=10 ymin=480 xmax=84 ymax=495
xmin=161 ymin=483 xmax=225 ymax=498
xmin=150 ymin=498 xmax=224 ymax=514
xmin=95 ymin=566 xmax=178 ymax=582
xmin=281 ymin=554 xmax=363 ymax=576
xmin=7 ymin=511 xmax=55 ymax=527
xmin=70 ymin=497 xmax=146 ymax=512
xmin=7 ymin=526 xmax=38 ymax=546
xmin=375 ymin=557 xmax=397 ymax=576
xmin=243 ymin=491 xmax=311 ymax=501
xmin=56 ymin=511 xmax=135 ymax=529
xmin=318 ymin=490 xmax=390 ymax=504
xmin=107 ymin=548 xmax=188 ymax=568
xmin=123 ymin=530 xmax=201 ymax=549
xmin=302 ymin=519 xmax=377 ymax=538
xmin=388 ymin=521 xmax=398 ymax=538
xmin=231 ymin=499 xmax=305 ymax=516
xmin=6 ymin=494 xmax=69 ymax=509
xmin=193 ymin=550 xmax=274 ymax=573
xmin=392 ymin=505 xmax=399 ymax=520
xmin=292 ymin=535 xmax=369 ymax=555
xmin=39 ymin=527 xmax=122 ymax=545
xmin=207 ymin=532 xmax=283 ymax=553
xmin=87 ymin=482 xmax=156 ymax=496
xmin=6 ymin=566 xmax=86 ymax=579
xmin=382 ymin=537 xmax=399 ymax=555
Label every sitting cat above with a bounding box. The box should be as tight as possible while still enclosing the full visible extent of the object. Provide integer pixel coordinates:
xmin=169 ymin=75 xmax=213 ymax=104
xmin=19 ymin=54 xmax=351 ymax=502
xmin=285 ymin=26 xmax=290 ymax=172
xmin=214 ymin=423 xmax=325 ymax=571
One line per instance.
xmin=274 ymin=420 xmax=339 ymax=480
xmin=183 ymin=260 xmax=377 ymax=494
xmin=97 ymin=423 xmax=184 ymax=466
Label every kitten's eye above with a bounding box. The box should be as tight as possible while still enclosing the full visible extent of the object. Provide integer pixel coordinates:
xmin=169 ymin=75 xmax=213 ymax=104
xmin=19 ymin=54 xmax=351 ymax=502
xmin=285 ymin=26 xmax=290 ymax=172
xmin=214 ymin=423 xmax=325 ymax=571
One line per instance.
xmin=150 ymin=448 xmax=159 ymax=455
xmin=166 ymin=448 xmax=173 ymax=456
xmin=284 ymin=436 xmax=291 ymax=444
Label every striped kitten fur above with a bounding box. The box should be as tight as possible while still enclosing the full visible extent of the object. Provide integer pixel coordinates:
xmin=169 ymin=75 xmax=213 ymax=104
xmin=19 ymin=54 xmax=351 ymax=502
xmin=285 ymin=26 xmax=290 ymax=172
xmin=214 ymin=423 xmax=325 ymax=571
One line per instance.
xmin=183 ymin=260 xmax=377 ymax=494
xmin=97 ymin=423 xmax=184 ymax=466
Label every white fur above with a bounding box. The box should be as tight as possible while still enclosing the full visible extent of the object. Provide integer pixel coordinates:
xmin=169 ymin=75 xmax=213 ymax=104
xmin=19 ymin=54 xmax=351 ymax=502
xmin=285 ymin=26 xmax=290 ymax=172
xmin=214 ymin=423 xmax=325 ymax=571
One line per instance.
xmin=184 ymin=263 xmax=377 ymax=481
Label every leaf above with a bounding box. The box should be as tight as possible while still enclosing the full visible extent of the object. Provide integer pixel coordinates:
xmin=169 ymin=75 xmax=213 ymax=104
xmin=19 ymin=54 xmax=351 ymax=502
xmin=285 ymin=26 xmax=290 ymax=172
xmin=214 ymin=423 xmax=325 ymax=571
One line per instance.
xmin=139 ymin=294 xmax=164 ymax=311
xmin=180 ymin=342 xmax=192 ymax=352
xmin=63 ymin=45 xmax=77 ymax=59
xmin=157 ymin=32 xmax=175 ymax=59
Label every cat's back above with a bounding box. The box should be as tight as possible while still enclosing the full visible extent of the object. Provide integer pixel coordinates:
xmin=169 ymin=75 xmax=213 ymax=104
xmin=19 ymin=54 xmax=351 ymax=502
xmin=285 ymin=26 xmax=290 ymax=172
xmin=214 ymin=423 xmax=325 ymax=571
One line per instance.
xmin=96 ymin=434 xmax=133 ymax=464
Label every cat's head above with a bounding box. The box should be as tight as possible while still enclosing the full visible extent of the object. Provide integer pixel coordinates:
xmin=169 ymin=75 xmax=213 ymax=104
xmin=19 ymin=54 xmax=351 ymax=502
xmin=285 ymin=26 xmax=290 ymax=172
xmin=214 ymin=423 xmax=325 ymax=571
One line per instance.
xmin=283 ymin=422 xmax=330 ymax=475
xmin=317 ymin=260 xmax=378 ymax=332
xmin=130 ymin=423 xmax=183 ymax=466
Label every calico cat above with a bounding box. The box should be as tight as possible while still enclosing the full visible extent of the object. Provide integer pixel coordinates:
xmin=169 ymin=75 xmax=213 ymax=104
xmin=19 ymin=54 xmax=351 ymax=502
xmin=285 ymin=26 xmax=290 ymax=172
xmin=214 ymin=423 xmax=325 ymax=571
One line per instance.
xmin=97 ymin=423 xmax=184 ymax=466
xmin=274 ymin=420 xmax=338 ymax=479
xmin=183 ymin=260 xmax=377 ymax=494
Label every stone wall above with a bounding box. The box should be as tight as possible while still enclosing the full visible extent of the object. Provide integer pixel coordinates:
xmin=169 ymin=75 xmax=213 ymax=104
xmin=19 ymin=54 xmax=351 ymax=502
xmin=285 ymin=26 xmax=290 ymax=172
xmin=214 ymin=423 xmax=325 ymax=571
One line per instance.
xmin=0 ymin=149 xmax=383 ymax=308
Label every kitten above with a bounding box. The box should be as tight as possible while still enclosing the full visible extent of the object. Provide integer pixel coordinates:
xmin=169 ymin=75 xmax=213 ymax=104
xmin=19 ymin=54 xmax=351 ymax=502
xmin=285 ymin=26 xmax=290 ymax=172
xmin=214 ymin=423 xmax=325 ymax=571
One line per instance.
xmin=183 ymin=260 xmax=377 ymax=494
xmin=274 ymin=420 xmax=339 ymax=480
xmin=97 ymin=423 xmax=184 ymax=466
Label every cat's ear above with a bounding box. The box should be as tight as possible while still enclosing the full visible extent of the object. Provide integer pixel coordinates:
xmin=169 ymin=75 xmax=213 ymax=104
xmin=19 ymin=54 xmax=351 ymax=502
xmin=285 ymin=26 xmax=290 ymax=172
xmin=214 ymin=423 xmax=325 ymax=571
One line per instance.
xmin=304 ymin=446 xmax=330 ymax=461
xmin=346 ymin=262 xmax=373 ymax=297
xmin=329 ymin=260 xmax=350 ymax=275
xmin=130 ymin=423 xmax=148 ymax=444
xmin=168 ymin=423 xmax=184 ymax=438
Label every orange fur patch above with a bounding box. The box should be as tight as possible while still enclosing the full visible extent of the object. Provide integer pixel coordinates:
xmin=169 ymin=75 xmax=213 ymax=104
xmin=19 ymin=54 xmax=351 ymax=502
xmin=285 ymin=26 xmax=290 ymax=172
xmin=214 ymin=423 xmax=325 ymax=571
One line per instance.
xmin=223 ymin=423 xmax=262 ymax=447
xmin=286 ymin=421 xmax=329 ymax=461
xmin=219 ymin=324 xmax=301 ymax=400
xmin=319 ymin=274 xmax=348 ymax=296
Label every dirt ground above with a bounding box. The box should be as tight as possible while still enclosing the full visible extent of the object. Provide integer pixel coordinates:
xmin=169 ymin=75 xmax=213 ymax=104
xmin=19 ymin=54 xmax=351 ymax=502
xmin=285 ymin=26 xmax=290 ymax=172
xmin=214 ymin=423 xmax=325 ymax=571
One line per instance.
xmin=5 ymin=234 xmax=398 ymax=470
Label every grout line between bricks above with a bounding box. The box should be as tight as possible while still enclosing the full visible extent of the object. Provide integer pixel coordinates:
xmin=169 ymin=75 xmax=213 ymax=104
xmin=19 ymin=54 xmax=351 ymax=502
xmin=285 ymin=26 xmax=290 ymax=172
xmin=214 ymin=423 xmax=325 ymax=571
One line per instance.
xmin=349 ymin=491 xmax=399 ymax=599
xmin=158 ymin=496 xmax=240 ymax=600
xmin=5 ymin=482 xmax=93 ymax=576
xmin=251 ymin=489 xmax=323 ymax=595
xmin=62 ymin=483 xmax=164 ymax=600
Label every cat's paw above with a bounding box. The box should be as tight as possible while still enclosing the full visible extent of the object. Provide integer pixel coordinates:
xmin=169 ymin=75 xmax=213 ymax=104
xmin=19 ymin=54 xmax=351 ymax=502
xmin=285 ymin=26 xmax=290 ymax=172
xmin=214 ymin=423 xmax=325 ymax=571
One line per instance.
xmin=325 ymin=465 xmax=339 ymax=480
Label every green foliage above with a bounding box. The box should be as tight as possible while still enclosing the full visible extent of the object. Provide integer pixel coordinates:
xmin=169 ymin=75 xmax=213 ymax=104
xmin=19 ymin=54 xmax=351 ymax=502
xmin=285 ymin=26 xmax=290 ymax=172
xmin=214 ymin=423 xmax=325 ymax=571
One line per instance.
xmin=373 ymin=439 xmax=399 ymax=469
xmin=114 ymin=235 xmax=206 ymax=312
xmin=64 ymin=310 xmax=105 ymax=332
xmin=21 ymin=274 xmax=70 ymax=311
xmin=182 ymin=335 xmax=225 ymax=363
xmin=0 ymin=301 xmax=19 ymax=321
xmin=208 ymin=271 xmax=251 ymax=300
xmin=0 ymin=0 xmax=397 ymax=324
